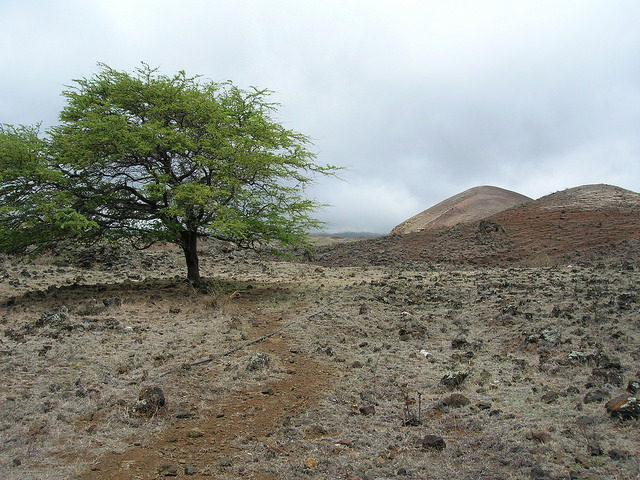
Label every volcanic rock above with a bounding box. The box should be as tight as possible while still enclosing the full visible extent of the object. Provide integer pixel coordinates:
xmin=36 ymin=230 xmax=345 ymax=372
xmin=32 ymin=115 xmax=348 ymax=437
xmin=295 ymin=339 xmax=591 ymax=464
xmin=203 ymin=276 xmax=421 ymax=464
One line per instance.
xmin=440 ymin=371 xmax=468 ymax=389
xmin=130 ymin=386 xmax=166 ymax=417
xmin=605 ymin=394 xmax=640 ymax=420
xmin=421 ymin=434 xmax=446 ymax=451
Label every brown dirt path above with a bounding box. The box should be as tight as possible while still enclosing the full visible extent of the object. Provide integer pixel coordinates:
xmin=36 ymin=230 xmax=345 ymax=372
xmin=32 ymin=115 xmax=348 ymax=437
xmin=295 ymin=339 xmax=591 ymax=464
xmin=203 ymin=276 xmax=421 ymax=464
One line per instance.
xmin=76 ymin=313 xmax=334 ymax=480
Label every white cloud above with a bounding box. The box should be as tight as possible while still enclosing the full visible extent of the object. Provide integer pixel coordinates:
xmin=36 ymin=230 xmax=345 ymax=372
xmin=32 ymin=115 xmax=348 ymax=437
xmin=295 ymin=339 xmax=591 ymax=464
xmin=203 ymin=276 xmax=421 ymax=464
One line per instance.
xmin=314 ymin=177 xmax=421 ymax=233
xmin=1 ymin=0 xmax=639 ymax=231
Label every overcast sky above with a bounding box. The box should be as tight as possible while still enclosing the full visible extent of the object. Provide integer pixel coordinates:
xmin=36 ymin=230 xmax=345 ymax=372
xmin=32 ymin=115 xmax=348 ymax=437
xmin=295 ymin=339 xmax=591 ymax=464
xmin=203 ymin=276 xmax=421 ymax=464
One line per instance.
xmin=2 ymin=1 xmax=639 ymax=233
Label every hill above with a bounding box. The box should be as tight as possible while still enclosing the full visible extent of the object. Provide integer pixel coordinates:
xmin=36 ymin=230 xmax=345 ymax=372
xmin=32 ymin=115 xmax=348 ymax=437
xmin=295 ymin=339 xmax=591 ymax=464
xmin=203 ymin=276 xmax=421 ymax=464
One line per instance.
xmin=390 ymin=185 xmax=532 ymax=235
xmin=317 ymin=184 xmax=640 ymax=267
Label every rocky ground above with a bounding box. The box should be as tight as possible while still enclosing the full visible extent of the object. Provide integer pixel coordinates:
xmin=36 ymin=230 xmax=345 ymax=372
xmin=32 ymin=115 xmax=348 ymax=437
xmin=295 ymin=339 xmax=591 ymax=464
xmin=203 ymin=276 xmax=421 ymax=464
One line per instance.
xmin=0 ymin=234 xmax=638 ymax=480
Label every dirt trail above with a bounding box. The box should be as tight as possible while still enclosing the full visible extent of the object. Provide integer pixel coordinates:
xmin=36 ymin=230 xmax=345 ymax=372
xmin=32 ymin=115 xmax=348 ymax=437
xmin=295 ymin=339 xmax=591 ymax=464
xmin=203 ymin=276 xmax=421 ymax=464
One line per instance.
xmin=78 ymin=327 xmax=332 ymax=479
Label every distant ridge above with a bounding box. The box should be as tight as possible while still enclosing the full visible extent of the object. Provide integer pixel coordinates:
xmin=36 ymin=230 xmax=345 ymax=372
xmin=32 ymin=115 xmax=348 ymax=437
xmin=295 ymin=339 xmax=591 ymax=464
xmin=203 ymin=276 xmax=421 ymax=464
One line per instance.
xmin=317 ymin=183 xmax=640 ymax=268
xmin=524 ymin=184 xmax=640 ymax=211
xmin=390 ymin=185 xmax=532 ymax=235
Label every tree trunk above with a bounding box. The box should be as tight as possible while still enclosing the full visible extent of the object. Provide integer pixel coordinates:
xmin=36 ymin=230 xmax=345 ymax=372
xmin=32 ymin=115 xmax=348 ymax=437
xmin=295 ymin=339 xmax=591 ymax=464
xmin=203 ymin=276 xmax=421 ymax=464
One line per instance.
xmin=180 ymin=230 xmax=201 ymax=286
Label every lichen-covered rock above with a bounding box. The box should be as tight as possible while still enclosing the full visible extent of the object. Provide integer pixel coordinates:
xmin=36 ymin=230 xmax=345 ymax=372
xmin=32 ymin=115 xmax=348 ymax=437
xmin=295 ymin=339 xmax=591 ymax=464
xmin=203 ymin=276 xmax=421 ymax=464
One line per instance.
xmin=605 ymin=394 xmax=640 ymax=420
xmin=130 ymin=386 xmax=166 ymax=417
xmin=540 ymin=329 xmax=561 ymax=346
xmin=440 ymin=371 xmax=468 ymax=389
xmin=246 ymin=353 xmax=271 ymax=371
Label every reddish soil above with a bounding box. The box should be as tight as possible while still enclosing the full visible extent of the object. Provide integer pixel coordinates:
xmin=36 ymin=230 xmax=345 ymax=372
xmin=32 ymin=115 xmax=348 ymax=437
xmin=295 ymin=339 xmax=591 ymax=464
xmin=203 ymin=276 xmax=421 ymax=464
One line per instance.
xmin=318 ymin=184 xmax=640 ymax=267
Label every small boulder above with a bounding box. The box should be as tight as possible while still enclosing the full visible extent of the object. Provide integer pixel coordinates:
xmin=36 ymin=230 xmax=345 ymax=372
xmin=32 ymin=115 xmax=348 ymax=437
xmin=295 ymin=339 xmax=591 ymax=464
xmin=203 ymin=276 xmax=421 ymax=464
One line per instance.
xmin=588 ymin=440 xmax=603 ymax=456
xmin=608 ymin=448 xmax=629 ymax=460
xmin=157 ymin=463 xmax=178 ymax=477
xmin=605 ymin=394 xmax=640 ymax=420
xmin=130 ymin=386 xmax=166 ymax=417
xmin=540 ymin=390 xmax=560 ymax=404
xmin=540 ymin=329 xmax=561 ymax=346
xmin=440 ymin=371 xmax=468 ymax=389
xmin=184 ymin=463 xmax=198 ymax=475
xmin=359 ymin=405 xmax=376 ymax=416
xmin=246 ymin=353 xmax=271 ymax=371
xmin=451 ymin=338 xmax=469 ymax=350
xmin=421 ymin=434 xmax=446 ymax=451
xmin=527 ymin=431 xmax=551 ymax=444
xmin=438 ymin=394 xmax=470 ymax=409
xmin=583 ymin=391 xmax=606 ymax=404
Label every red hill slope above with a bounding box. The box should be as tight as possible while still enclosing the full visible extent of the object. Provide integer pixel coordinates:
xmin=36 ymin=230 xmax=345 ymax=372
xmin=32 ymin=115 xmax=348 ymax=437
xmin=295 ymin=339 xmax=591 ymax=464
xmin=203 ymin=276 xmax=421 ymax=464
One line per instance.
xmin=391 ymin=185 xmax=532 ymax=234
xmin=317 ymin=184 xmax=640 ymax=267
xmin=489 ymin=184 xmax=640 ymax=260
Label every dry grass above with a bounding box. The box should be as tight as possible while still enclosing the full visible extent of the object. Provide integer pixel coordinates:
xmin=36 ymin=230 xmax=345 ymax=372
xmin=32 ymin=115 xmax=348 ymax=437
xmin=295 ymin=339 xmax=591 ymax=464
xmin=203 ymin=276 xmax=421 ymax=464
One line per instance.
xmin=0 ymin=243 xmax=639 ymax=479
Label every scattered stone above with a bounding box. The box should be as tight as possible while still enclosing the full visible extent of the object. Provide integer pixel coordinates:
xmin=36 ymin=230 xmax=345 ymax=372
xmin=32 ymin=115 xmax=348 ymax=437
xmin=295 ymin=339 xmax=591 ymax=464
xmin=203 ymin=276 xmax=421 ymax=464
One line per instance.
xmin=359 ymin=405 xmax=376 ymax=416
xmin=605 ymin=394 xmax=640 ymax=420
xmin=583 ymin=391 xmax=606 ymax=404
xmin=157 ymin=463 xmax=178 ymax=477
xmin=527 ymin=431 xmax=551 ymax=444
xmin=451 ymin=337 xmax=469 ymax=350
xmin=608 ymin=448 xmax=629 ymax=460
xmin=130 ymin=386 xmax=166 ymax=417
xmin=184 ymin=463 xmax=198 ymax=475
xmin=359 ymin=304 xmax=368 ymax=315
xmin=569 ymin=470 xmax=601 ymax=480
xmin=627 ymin=380 xmax=639 ymax=394
xmin=568 ymin=351 xmax=587 ymax=362
xmin=590 ymin=367 xmax=624 ymax=387
xmin=103 ymin=296 xmax=122 ymax=308
xmin=219 ymin=456 xmax=233 ymax=467
xmin=541 ymin=390 xmax=560 ymax=404
xmin=246 ymin=353 xmax=271 ymax=371
xmin=421 ymin=434 xmax=446 ymax=451
xmin=175 ymin=410 xmax=191 ymax=419
xmin=186 ymin=429 xmax=203 ymax=438
xmin=439 ymin=393 xmax=470 ymax=409
xmin=440 ymin=371 xmax=468 ymax=389
xmin=541 ymin=329 xmax=561 ymax=346
xmin=576 ymin=416 xmax=595 ymax=427
xmin=588 ymin=440 xmax=603 ymax=456
xmin=530 ymin=466 xmax=553 ymax=480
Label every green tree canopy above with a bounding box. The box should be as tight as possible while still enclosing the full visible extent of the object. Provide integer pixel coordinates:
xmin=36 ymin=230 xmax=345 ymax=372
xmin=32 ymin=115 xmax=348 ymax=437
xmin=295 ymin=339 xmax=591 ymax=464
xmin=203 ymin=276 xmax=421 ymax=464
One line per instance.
xmin=0 ymin=64 xmax=338 ymax=285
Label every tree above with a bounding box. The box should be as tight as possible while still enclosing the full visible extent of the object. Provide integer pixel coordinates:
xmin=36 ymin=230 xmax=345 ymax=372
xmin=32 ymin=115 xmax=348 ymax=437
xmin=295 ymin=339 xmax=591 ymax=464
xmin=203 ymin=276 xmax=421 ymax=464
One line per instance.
xmin=0 ymin=64 xmax=338 ymax=286
xmin=0 ymin=124 xmax=96 ymax=253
